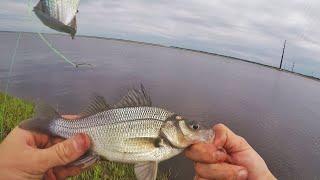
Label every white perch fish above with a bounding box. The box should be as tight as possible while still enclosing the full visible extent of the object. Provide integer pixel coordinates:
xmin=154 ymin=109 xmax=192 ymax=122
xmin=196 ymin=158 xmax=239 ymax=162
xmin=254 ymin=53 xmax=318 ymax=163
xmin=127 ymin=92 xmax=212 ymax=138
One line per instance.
xmin=33 ymin=0 xmax=80 ymax=39
xmin=20 ymin=85 xmax=214 ymax=180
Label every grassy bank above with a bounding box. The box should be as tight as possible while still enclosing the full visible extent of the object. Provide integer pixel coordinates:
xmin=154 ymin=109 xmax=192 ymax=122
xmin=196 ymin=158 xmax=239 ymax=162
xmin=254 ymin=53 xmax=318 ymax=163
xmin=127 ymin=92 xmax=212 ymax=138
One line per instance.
xmin=0 ymin=92 xmax=168 ymax=180
xmin=0 ymin=93 xmax=34 ymax=139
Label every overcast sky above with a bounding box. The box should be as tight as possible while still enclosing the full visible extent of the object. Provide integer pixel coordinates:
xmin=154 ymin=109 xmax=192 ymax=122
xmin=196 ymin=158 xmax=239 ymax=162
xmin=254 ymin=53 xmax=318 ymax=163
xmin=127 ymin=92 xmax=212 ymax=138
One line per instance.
xmin=1 ymin=0 xmax=320 ymax=76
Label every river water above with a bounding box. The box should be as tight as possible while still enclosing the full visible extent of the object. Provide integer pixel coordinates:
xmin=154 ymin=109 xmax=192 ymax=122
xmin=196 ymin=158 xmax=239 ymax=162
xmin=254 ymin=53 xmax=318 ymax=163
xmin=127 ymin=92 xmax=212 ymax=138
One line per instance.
xmin=0 ymin=31 xmax=319 ymax=179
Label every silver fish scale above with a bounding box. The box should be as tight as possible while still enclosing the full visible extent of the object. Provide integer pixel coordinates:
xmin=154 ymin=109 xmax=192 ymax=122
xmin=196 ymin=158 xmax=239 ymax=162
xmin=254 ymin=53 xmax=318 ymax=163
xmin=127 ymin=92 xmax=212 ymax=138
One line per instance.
xmin=51 ymin=107 xmax=173 ymax=130
xmin=43 ymin=0 xmax=79 ymax=24
xmin=90 ymin=119 xmax=181 ymax=162
xmin=51 ymin=119 xmax=163 ymax=141
xmin=48 ymin=107 xmax=179 ymax=162
xmin=93 ymin=119 xmax=163 ymax=152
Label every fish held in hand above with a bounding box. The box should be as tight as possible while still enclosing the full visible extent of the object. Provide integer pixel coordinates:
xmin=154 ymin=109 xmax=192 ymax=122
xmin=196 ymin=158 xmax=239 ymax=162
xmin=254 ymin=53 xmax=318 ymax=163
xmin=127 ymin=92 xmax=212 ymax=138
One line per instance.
xmin=33 ymin=0 xmax=80 ymax=39
xmin=20 ymin=85 xmax=214 ymax=180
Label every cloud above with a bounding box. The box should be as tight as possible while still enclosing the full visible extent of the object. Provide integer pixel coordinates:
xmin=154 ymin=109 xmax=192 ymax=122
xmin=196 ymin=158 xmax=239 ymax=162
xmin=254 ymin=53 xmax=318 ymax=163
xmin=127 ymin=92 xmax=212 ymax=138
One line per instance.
xmin=1 ymin=0 xmax=320 ymax=76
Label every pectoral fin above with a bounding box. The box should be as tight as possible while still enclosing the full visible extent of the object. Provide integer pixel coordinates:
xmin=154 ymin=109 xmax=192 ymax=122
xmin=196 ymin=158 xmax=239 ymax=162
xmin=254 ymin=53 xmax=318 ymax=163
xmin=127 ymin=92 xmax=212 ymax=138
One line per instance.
xmin=112 ymin=137 xmax=160 ymax=153
xmin=134 ymin=161 xmax=158 ymax=180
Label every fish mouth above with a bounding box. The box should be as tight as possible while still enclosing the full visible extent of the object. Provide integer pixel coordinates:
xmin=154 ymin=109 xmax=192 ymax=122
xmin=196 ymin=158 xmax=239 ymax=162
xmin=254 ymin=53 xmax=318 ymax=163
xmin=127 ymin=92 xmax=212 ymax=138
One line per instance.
xmin=200 ymin=129 xmax=215 ymax=143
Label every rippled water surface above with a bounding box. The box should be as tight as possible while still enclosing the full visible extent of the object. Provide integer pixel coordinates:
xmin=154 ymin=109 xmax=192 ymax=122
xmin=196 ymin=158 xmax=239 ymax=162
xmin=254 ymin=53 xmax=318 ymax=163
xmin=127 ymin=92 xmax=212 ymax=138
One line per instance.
xmin=1 ymin=32 xmax=320 ymax=179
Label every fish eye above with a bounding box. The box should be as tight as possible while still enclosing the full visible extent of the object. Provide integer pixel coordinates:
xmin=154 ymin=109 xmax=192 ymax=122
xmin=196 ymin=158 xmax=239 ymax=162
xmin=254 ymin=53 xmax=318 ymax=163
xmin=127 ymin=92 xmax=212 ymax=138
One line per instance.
xmin=192 ymin=124 xmax=199 ymax=130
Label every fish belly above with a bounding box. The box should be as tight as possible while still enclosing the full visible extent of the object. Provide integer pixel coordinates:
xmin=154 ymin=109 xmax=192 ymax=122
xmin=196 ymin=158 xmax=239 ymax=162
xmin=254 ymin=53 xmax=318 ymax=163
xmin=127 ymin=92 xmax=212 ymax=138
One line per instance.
xmin=99 ymin=145 xmax=183 ymax=163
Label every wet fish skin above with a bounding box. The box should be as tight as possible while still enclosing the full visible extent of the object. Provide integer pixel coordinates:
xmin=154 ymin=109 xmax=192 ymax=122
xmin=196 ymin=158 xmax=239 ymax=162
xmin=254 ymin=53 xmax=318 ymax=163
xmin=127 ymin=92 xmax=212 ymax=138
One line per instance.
xmin=20 ymin=85 xmax=214 ymax=180
xmin=33 ymin=0 xmax=80 ymax=38
xmin=50 ymin=107 xmax=183 ymax=163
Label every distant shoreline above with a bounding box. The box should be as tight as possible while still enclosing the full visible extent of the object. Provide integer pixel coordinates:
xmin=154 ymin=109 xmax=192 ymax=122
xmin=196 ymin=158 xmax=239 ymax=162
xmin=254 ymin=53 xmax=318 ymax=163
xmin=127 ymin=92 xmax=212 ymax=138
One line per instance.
xmin=1 ymin=30 xmax=319 ymax=83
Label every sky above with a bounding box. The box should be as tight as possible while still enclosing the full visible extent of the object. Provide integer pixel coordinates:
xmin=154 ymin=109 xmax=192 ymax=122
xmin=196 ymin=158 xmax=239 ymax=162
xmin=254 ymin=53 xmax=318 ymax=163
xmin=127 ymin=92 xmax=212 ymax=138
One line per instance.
xmin=1 ymin=0 xmax=320 ymax=77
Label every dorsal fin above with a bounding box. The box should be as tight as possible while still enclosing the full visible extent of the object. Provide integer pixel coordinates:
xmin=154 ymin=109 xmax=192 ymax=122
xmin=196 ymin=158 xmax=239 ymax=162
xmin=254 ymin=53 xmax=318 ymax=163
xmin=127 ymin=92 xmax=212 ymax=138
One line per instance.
xmin=79 ymin=94 xmax=111 ymax=118
xmin=114 ymin=84 xmax=152 ymax=108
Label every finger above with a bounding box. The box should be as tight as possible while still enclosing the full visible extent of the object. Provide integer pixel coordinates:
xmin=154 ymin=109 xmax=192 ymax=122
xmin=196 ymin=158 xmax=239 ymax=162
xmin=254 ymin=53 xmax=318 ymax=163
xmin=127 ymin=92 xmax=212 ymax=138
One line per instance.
xmin=43 ymin=137 xmax=65 ymax=149
xmin=194 ymin=174 xmax=208 ymax=180
xmin=44 ymin=169 xmax=55 ymax=180
xmin=51 ymin=137 xmax=65 ymax=144
xmin=53 ymin=165 xmax=85 ymax=179
xmin=213 ymin=124 xmax=251 ymax=153
xmin=62 ymin=115 xmax=81 ymax=120
xmin=23 ymin=129 xmax=50 ymax=148
xmin=195 ymin=162 xmax=248 ymax=180
xmin=31 ymin=132 xmax=50 ymax=148
xmin=185 ymin=143 xmax=228 ymax=163
xmin=37 ymin=133 xmax=90 ymax=169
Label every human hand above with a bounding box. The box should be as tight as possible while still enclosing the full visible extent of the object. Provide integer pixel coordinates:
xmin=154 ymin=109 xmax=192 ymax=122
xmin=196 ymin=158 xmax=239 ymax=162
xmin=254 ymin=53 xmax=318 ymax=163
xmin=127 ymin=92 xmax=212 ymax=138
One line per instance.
xmin=185 ymin=124 xmax=276 ymax=180
xmin=0 ymin=115 xmax=91 ymax=180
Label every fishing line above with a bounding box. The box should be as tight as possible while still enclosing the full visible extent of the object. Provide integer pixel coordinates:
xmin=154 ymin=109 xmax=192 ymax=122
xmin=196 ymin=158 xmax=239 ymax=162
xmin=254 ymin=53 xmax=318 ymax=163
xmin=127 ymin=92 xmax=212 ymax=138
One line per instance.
xmin=0 ymin=32 xmax=21 ymax=138
xmin=27 ymin=0 xmax=92 ymax=68
xmin=37 ymin=33 xmax=77 ymax=67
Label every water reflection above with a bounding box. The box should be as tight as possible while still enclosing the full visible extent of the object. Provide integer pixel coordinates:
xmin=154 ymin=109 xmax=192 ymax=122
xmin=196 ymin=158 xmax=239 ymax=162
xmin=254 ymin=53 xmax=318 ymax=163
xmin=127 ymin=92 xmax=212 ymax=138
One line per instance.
xmin=1 ymin=32 xmax=320 ymax=179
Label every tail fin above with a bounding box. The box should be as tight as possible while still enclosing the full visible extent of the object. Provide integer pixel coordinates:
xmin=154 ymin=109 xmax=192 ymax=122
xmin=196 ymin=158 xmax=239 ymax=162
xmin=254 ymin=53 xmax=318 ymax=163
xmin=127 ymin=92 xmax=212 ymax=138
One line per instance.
xmin=19 ymin=103 xmax=61 ymax=134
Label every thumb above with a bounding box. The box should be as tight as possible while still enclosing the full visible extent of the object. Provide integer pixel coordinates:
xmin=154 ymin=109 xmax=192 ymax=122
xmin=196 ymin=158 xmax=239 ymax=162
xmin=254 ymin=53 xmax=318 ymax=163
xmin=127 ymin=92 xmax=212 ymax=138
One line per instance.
xmin=38 ymin=133 xmax=90 ymax=169
xmin=213 ymin=124 xmax=251 ymax=153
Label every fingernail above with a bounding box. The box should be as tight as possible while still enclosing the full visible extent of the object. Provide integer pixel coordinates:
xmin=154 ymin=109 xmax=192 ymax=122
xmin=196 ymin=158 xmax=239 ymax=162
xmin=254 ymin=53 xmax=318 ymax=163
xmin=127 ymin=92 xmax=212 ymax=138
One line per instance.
xmin=72 ymin=133 xmax=88 ymax=152
xmin=237 ymin=169 xmax=248 ymax=180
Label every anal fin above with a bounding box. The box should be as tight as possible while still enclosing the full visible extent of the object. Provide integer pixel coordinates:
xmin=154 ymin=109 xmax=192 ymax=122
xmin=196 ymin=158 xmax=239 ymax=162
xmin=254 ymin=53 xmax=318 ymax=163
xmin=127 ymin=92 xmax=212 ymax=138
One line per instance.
xmin=134 ymin=161 xmax=158 ymax=180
